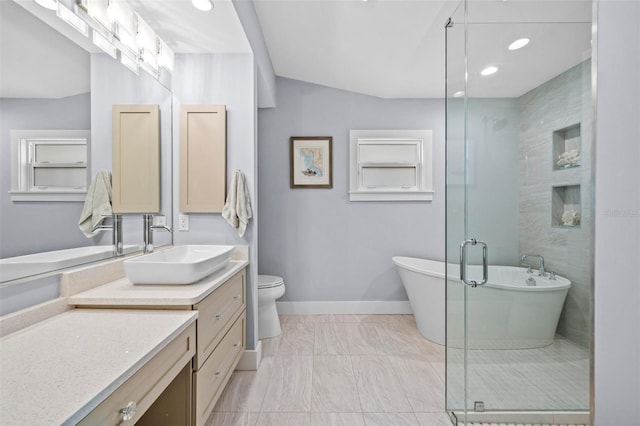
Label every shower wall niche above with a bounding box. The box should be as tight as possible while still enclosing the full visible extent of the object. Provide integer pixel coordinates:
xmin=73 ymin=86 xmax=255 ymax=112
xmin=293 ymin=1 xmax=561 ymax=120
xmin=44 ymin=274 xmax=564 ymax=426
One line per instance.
xmin=553 ymin=123 xmax=581 ymax=170
xmin=552 ymin=185 xmax=581 ymax=227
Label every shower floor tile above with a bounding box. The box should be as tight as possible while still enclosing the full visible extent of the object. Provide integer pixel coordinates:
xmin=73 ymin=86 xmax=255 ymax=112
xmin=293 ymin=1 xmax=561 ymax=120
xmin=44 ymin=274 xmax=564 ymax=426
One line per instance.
xmin=209 ymin=314 xmax=589 ymax=426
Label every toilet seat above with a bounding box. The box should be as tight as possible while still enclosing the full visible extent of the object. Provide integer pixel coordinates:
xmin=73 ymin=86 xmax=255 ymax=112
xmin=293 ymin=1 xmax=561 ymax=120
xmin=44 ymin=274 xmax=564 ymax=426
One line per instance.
xmin=258 ymin=275 xmax=284 ymax=289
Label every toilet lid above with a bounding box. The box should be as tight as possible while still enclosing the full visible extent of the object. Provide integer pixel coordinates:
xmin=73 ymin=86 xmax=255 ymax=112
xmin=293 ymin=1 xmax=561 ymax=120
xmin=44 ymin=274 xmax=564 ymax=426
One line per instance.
xmin=258 ymin=275 xmax=284 ymax=289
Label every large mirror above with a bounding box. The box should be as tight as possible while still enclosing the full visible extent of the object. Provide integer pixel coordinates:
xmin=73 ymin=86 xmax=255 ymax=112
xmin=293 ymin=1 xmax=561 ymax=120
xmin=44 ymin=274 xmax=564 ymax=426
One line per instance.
xmin=0 ymin=0 xmax=173 ymax=284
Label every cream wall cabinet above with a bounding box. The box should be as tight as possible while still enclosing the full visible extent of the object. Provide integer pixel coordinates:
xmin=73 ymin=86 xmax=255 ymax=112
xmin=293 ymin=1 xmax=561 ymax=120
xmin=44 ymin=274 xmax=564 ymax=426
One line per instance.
xmin=180 ymin=105 xmax=227 ymax=213
xmin=112 ymin=104 xmax=160 ymax=213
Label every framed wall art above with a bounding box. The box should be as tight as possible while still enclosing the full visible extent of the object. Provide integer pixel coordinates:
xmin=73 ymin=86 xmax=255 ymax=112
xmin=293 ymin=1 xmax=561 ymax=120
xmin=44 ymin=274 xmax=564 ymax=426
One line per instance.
xmin=290 ymin=136 xmax=333 ymax=188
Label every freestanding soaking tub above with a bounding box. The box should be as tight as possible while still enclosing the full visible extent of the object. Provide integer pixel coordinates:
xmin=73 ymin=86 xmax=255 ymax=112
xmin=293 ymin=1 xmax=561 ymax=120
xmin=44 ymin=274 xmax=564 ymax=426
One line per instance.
xmin=392 ymin=256 xmax=571 ymax=349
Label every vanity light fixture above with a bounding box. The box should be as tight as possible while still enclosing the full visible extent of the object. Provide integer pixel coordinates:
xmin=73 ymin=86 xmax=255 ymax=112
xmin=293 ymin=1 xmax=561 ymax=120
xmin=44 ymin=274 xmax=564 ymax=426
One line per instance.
xmin=54 ymin=0 xmax=175 ymax=78
xmin=92 ymin=30 xmax=117 ymax=59
xmin=481 ymin=66 xmax=499 ymax=76
xmin=57 ymin=2 xmax=89 ymax=37
xmin=34 ymin=0 xmax=58 ymax=10
xmin=85 ymin=0 xmax=111 ymax=31
xmin=135 ymin=13 xmax=157 ymax=53
xmin=192 ymin=0 xmax=213 ymax=12
xmin=120 ymin=51 xmax=140 ymax=75
xmin=157 ymin=39 xmax=175 ymax=73
xmin=508 ymin=38 xmax=530 ymax=50
xmin=107 ymin=0 xmax=134 ymax=31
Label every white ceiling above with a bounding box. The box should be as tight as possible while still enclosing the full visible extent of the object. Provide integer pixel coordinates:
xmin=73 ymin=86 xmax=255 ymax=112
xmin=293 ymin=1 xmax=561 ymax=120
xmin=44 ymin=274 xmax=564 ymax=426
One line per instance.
xmin=253 ymin=0 xmax=593 ymax=98
xmin=2 ymin=0 xmax=592 ymax=100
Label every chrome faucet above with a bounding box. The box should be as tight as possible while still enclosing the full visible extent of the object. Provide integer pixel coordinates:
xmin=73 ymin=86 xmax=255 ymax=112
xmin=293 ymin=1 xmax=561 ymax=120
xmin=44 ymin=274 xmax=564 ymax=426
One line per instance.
xmin=520 ymin=254 xmax=546 ymax=277
xmin=92 ymin=214 xmax=124 ymax=256
xmin=143 ymin=214 xmax=172 ymax=254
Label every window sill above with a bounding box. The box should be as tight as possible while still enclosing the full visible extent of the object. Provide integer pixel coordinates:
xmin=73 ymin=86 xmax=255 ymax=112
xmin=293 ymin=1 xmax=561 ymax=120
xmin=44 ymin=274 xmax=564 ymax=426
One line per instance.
xmin=349 ymin=191 xmax=434 ymax=202
xmin=9 ymin=191 xmax=86 ymax=202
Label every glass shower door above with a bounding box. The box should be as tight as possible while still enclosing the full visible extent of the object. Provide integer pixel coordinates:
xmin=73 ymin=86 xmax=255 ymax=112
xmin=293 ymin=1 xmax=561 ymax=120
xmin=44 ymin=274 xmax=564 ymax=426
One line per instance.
xmin=445 ymin=1 xmax=593 ymax=424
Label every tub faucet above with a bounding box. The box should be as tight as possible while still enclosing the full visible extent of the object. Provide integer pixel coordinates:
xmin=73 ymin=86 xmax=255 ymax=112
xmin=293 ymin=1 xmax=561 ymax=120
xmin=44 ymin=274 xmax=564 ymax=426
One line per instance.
xmin=521 ymin=254 xmax=545 ymax=277
xmin=92 ymin=214 xmax=123 ymax=256
xmin=143 ymin=214 xmax=172 ymax=254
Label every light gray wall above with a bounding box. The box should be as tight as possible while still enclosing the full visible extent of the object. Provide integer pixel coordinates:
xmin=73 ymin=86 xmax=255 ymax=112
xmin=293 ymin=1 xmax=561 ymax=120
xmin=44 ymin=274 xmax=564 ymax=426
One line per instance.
xmin=90 ymin=53 xmax=173 ymax=249
xmin=258 ymin=77 xmax=444 ymax=303
xmin=0 ymin=93 xmax=91 ymax=258
xmin=172 ymin=53 xmax=259 ymax=349
xmin=258 ymin=78 xmax=520 ymax=304
xmin=518 ymin=60 xmax=592 ymax=347
xmin=594 ymin=1 xmax=640 ymax=424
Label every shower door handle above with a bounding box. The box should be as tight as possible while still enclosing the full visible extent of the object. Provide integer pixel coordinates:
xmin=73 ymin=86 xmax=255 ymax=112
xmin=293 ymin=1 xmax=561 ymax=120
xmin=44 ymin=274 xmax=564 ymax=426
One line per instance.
xmin=460 ymin=238 xmax=488 ymax=288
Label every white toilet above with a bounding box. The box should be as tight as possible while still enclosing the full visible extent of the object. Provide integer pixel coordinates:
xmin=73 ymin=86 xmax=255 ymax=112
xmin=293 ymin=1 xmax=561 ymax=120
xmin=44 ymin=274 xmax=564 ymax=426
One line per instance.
xmin=257 ymin=275 xmax=286 ymax=339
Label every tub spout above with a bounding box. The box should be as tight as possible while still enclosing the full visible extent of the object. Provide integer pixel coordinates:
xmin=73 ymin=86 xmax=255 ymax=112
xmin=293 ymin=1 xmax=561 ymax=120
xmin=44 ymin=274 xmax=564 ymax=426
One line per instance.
xmin=521 ymin=254 xmax=545 ymax=277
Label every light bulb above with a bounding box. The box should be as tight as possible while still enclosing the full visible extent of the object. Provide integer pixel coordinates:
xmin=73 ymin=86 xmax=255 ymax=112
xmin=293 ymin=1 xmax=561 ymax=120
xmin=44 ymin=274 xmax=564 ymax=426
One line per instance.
xmin=192 ymin=0 xmax=213 ymax=11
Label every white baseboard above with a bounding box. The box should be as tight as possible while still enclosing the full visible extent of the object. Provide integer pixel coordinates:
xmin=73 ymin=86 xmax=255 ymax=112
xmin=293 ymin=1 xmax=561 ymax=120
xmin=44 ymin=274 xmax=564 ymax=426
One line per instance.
xmin=275 ymin=301 xmax=413 ymax=315
xmin=236 ymin=341 xmax=262 ymax=371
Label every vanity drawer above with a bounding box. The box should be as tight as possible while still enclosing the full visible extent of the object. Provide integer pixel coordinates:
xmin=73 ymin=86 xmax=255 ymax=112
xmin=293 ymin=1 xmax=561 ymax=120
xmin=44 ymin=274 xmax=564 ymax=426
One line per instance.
xmin=194 ymin=269 xmax=245 ymax=368
xmin=78 ymin=323 xmax=196 ymax=426
xmin=193 ymin=313 xmax=245 ymax=426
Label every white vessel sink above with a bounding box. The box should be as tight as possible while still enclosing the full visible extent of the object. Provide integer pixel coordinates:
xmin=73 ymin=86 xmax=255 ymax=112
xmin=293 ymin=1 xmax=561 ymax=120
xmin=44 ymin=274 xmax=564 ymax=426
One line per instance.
xmin=124 ymin=245 xmax=234 ymax=285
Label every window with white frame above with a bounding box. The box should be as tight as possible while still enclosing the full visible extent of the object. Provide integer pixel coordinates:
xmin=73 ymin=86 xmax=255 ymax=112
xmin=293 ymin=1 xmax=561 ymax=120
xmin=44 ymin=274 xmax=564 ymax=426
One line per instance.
xmin=10 ymin=130 xmax=90 ymax=202
xmin=349 ymin=129 xmax=433 ymax=201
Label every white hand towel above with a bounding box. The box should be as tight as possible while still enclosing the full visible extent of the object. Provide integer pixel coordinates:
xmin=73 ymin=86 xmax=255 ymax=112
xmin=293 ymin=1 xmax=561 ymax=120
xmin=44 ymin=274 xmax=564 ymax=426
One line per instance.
xmin=222 ymin=170 xmax=253 ymax=237
xmin=78 ymin=170 xmax=113 ymax=238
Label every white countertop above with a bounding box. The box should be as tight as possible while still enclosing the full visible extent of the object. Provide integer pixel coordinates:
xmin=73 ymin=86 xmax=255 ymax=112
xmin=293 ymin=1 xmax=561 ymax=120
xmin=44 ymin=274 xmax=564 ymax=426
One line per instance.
xmin=0 ymin=309 xmax=198 ymax=425
xmin=67 ymin=259 xmax=248 ymax=307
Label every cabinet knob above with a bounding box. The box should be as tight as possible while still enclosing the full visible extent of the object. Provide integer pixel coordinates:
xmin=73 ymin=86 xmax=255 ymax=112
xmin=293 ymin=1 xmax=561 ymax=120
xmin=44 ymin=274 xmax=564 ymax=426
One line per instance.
xmin=120 ymin=401 xmax=137 ymax=422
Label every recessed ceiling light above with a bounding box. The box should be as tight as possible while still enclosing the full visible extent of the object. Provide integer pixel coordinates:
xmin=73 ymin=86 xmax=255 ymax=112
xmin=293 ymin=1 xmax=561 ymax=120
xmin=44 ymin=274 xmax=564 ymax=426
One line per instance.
xmin=508 ymin=38 xmax=530 ymax=50
xmin=35 ymin=0 xmax=57 ymax=10
xmin=453 ymin=91 xmax=465 ymax=98
xmin=192 ymin=0 xmax=213 ymax=11
xmin=481 ymin=66 xmax=499 ymax=76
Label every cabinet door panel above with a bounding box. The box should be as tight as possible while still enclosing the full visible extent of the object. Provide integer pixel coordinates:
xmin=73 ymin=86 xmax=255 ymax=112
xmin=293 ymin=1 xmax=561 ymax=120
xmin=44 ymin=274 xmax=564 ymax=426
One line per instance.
xmin=180 ymin=105 xmax=226 ymax=213
xmin=112 ymin=104 xmax=160 ymax=213
xmin=193 ymin=314 xmax=245 ymax=426
xmin=194 ymin=269 xmax=245 ymax=369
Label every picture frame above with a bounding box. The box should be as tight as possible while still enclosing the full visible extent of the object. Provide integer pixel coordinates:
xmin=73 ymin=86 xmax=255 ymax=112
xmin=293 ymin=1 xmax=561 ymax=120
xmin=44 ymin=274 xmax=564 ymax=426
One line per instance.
xmin=290 ymin=136 xmax=333 ymax=188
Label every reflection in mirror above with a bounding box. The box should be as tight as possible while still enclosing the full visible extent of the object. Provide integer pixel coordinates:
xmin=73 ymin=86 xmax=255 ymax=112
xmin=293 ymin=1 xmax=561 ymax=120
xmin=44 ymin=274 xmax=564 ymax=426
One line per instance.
xmin=0 ymin=1 xmax=172 ymax=285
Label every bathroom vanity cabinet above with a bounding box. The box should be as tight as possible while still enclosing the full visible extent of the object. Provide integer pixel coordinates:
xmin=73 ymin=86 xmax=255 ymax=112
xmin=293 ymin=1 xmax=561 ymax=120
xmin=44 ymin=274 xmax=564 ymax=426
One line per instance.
xmin=78 ymin=325 xmax=196 ymax=426
xmin=69 ymin=263 xmax=248 ymax=426
xmin=0 ymin=310 xmax=198 ymax=426
xmin=192 ymin=269 xmax=246 ymax=426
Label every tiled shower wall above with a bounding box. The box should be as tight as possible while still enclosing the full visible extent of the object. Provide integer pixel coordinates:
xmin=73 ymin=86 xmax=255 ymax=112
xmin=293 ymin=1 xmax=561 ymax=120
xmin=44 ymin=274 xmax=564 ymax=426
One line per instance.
xmin=518 ymin=60 xmax=592 ymax=347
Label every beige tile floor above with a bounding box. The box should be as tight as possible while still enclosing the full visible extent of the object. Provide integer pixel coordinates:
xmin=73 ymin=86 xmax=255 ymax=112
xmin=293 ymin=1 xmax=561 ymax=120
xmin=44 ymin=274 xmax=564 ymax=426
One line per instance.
xmin=207 ymin=314 xmax=589 ymax=426
xmin=208 ymin=314 xmax=449 ymax=426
